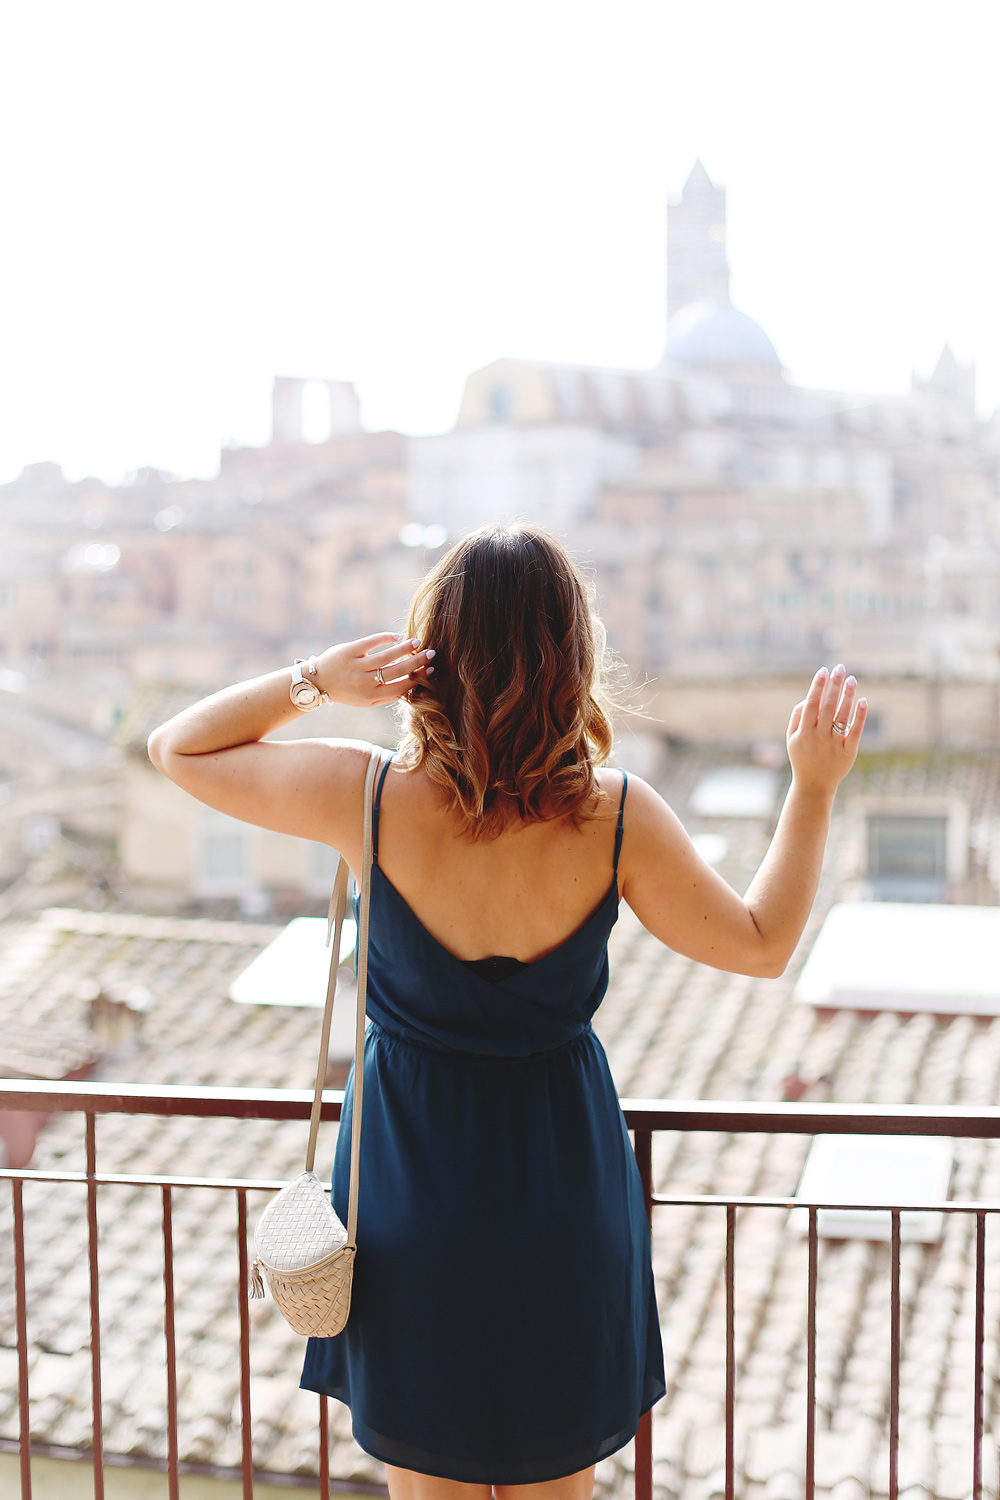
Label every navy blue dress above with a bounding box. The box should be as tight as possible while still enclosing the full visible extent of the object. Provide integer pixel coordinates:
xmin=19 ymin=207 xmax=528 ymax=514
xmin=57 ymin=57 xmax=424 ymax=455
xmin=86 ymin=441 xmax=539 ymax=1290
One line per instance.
xmin=301 ymin=763 xmax=665 ymax=1484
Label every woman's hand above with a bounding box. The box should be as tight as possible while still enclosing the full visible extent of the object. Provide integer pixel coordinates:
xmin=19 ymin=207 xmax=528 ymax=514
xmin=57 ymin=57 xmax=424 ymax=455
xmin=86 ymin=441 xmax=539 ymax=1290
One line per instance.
xmin=786 ymin=664 xmax=867 ymax=797
xmin=315 ymin=633 xmax=435 ymax=707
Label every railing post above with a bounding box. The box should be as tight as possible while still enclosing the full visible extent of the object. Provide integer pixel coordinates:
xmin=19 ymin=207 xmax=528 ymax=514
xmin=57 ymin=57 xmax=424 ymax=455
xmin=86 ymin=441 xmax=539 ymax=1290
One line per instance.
xmin=319 ymin=1394 xmax=330 ymax=1500
xmin=889 ymin=1210 xmax=900 ymax=1500
xmin=974 ymin=1213 xmax=986 ymax=1500
xmin=633 ymin=1129 xmax=653 ymax=1500
xmin=85 ymin=1113 xmax=105 ymax=1500
xmin=725 ymin=1205 xmax=736 ymax=1500
xmin=12 ymin=1180 xmax=32 ymax=1500
xmin=806 ymin=1207 xmax=817 ymax=1500
xmin=161 ymin=1187 xmax=180 ymax=1500
xmin=237 ymin=1188 xmax=254 ymax=1500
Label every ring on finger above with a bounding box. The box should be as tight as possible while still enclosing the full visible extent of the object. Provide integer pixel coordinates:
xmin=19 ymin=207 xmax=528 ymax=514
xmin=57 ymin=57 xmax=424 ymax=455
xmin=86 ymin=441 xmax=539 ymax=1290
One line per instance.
xmin=373 ymin=666 xmax=385 ymax=688
xmin=832 ymin=720 xmax=849 ymax=736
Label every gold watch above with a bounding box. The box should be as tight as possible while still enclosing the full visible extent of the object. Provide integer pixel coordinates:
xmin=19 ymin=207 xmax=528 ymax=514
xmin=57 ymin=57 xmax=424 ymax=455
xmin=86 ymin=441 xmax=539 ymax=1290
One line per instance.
xmin=289 ymin=657 xmax=329 ymax=711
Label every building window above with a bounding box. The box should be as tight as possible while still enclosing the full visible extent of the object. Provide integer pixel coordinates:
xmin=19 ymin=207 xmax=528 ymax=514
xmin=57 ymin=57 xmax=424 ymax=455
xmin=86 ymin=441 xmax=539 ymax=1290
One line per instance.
xmin=867 ymin=814 xmax=947 ymax=902
xmin=489 ymin=383 xmax=513 ymax=422
xmin=196 ymin=809 xmax=253 ymax=896
xmin=306 ymin=839 xmax=342 ymax=896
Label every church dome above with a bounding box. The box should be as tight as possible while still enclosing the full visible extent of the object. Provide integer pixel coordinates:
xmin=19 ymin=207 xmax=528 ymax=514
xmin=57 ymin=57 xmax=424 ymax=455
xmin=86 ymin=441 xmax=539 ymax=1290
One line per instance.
xmin=661 ymin=298 xmax=780 ymax=367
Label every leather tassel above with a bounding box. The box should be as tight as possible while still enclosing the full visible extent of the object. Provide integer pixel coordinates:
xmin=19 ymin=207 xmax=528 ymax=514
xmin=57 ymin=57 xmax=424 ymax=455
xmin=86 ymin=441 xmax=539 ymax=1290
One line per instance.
xmin=249 ymin=1259 xmax=265 ymax=1299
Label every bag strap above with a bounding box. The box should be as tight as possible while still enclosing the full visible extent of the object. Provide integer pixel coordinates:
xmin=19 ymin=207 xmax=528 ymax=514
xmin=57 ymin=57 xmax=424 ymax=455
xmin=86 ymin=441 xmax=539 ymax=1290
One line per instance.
xmin=304 ymin=745 xmax=384 ymax=1241
xmin=345 ymin=745 xmax=384 ymax=1246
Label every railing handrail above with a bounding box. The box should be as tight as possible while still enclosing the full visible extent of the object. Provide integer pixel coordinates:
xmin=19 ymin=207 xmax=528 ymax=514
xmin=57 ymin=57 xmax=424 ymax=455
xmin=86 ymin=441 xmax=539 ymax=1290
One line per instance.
xmin=5 ymin=1077 xmax=999 ymax=1500
xmin=0 ymin=1079 xmax=329 ymax=1117
xmin=0 ymin=1166 xmax=995 ymax=1215
xmin=3 ymin=1077 xmax=1000 ymax=1135
xmin=622 ymin=1098 xmax=1000 ymax=1136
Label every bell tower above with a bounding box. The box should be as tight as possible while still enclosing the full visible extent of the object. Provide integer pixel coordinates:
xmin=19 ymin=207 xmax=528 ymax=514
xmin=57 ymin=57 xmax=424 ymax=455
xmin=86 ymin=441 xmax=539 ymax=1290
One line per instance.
xmin=667 ymin=160 xmax=730 ymax=321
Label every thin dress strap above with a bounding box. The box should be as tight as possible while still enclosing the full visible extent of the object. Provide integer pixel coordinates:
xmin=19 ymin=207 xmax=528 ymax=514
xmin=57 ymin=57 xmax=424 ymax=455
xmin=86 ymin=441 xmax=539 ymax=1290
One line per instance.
xmin=613 ymin=770 xmax=628 ymax=877
xmin=372 ymin=753 xmax=393 ymax=864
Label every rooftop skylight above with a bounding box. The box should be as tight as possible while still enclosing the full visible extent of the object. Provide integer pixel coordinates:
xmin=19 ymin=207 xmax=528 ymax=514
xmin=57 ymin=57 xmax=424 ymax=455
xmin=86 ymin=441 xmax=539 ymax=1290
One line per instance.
xmin=790 ymin=1134 xmax=953 ymax=1242
xmin=794 ymin=902 xmax=1000 ymax=1015
xmin=689 ymin=766 xmax=779 ymax=818
xmin=229 ymin=916 xmax=356 ymax=1008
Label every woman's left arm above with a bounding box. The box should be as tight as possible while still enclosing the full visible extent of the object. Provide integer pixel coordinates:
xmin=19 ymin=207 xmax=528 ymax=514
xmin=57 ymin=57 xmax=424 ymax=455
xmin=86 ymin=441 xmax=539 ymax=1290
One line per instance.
xmin=620 ymin=666 xmax=866 ymax=976
xmin=146 ymin=634 xmax=433 ymax=853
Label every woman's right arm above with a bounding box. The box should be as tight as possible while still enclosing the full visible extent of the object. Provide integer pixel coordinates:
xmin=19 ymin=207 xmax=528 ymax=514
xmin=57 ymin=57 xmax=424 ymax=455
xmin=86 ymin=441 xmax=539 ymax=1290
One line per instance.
xmin=145 ymin=634 xmax=433 ymax=863
xmin=620 ymin=665 xmax=867 ymax=978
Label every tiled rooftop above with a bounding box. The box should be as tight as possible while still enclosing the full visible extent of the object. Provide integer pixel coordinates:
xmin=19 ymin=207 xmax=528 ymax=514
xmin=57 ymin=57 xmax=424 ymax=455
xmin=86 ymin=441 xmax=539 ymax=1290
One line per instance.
xmin=1 ymin=748 xmax=999 ymax=1497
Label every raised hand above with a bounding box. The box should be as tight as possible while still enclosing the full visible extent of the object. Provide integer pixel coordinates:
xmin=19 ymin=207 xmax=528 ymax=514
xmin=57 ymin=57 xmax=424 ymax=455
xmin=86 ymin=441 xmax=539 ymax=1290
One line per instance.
xmin=786 ymin=665 xmax=867 ymax=796
xmin=315 ymin=633 xmax=435 ymax=707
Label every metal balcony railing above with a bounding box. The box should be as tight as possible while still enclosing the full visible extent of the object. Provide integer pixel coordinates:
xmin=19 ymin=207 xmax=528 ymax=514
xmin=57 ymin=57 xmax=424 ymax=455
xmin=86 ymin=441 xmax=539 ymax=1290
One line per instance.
xmin=2 ymin=1081 xmax=999 ymax=1500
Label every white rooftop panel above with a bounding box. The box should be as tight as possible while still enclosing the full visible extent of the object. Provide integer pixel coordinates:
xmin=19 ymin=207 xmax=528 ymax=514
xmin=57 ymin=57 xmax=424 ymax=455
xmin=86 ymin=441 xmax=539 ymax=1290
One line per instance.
xmin=789 ymin=1135 xmax=953 ymax=1242
xmin=229 ymin=917 xmax=356 ymax=1007
xmin=689 ymin=766 xmax=779 ymax=818
xmin=795 ymin=902 xmax=1000 ymax=1014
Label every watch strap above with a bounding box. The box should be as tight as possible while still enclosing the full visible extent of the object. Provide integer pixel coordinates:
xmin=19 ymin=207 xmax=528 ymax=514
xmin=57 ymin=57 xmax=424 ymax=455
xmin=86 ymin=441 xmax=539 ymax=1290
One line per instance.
xmin=289 ymin=658 xmax=329 ymax=710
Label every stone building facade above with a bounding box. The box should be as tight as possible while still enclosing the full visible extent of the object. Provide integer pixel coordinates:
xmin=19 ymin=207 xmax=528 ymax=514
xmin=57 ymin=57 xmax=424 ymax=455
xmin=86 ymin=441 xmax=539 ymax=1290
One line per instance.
xmin=409 ymin=162 xmax=1000 ymax=745
xmin=2 ymin=160 xmax=999 ymax=912
xmin=0 ymin=387 xmax=432 ymax=692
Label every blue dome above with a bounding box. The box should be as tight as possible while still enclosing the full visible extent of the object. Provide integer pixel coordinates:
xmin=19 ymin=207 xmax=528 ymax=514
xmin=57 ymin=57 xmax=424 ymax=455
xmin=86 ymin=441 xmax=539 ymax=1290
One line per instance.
xmin=661 ymin=299 xmax=780 ymax=367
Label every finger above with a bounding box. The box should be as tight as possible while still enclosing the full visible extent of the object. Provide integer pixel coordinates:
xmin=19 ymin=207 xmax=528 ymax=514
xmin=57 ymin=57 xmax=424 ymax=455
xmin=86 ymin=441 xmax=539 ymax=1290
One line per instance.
xmin=832 ymin=675 xmax=858 ymax=732
xmin=370 ymin=654 xmax=434 ymax=684
xmin=801 ymin=668 xmax=829 ymax=726
xmin=788 ymin=701 xmax=804 ymax=735
xmin=367 ymin=634 xmax=423 ymax=662
xmin=819 ymin=663 xmax=846 ymax=725
xmin=370 ymin=665 xmax=432 ymax=704
xmin=352 ymin=632 xmax=400 ymax=658
xmin=372 ymin=648 xmax=435 ymax=682
xmin=847 ymin=696 xmax=868 ymax=744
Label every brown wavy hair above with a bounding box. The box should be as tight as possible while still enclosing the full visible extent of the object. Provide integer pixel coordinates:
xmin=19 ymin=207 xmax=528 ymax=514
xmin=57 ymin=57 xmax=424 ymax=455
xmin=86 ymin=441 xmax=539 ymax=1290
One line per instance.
xmin=396 ymin=525 xmax=615 ymax=840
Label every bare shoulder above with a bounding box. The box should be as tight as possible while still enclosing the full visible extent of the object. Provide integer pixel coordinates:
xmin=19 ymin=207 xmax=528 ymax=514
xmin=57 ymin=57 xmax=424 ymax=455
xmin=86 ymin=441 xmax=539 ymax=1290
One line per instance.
xmin=308 ymin=737 xmax=378 ymax=763
xmin=297 ymin=737 xmax=378 ymax=798
xmin=304 ymin=738 xmax=395 ymax=865
xmin=381 ymin=750 xmax=432 ymax=790
xmin=592 ymin=764 xmax=631 ymax=813
xmin=589 ymin=764 xmax=676 ymax=831
xmin=316 ymin=737 xmax=396 ymax=799
xmin=379 ymin=752 xmax=449 ymax=817
xmin=612 ymin=771 xmax=691 ymax=871
xmin=605 ymin=768 xmax=676 ymax=826
xmin=271 ymin=736 xmax=378 ymax=824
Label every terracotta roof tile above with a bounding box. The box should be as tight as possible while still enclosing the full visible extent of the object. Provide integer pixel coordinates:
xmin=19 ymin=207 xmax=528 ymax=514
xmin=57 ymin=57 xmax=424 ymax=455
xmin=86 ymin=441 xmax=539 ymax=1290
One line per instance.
xmin=2 ymin=748 xmax=1000 ymax=1496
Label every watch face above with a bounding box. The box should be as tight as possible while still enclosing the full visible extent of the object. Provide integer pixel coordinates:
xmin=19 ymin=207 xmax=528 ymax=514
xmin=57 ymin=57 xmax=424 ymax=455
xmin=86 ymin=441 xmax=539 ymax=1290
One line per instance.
xmin=291 ymin=680 xmax=321 ymax=709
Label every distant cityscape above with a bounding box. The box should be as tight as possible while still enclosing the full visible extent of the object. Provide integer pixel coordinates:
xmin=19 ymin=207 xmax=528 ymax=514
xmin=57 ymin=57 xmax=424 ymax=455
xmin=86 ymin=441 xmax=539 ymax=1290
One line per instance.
xmin=3 ymin=164 xmax=998 ymax=712
xmin=3 ymin=157 xmax=1000 ymax=1500
xmin=0 ymin=160 xmax=998 ymax=912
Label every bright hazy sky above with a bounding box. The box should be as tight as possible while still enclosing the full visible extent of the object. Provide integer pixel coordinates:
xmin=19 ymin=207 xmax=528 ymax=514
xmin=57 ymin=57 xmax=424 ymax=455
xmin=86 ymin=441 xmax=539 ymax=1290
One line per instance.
xmin=1 ymin=1 xmax=998 ymax=485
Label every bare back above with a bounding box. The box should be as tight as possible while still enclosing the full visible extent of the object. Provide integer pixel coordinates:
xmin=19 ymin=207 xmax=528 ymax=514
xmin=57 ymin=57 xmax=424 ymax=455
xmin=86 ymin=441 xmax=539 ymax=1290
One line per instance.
xmin=373 ymin=760 xmax=626 ymax=965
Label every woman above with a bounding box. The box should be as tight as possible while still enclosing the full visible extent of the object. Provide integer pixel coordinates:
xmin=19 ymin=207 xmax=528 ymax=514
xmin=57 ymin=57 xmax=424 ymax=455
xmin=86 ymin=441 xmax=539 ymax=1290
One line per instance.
xmin=148 ymin=524 xmax=866 ymax=1500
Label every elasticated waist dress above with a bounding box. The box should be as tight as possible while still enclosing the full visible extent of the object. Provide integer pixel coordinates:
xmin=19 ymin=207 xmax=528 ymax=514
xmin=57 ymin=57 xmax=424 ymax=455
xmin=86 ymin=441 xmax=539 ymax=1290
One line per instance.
xmin=300 ymin=762 xmax=665 ymax=1484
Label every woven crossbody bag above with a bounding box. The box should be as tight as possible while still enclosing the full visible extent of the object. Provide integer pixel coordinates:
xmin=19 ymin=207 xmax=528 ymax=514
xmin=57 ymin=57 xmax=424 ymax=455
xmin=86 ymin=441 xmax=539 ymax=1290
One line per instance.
xmin=249 ymin=745 xmax=385 ymax=1338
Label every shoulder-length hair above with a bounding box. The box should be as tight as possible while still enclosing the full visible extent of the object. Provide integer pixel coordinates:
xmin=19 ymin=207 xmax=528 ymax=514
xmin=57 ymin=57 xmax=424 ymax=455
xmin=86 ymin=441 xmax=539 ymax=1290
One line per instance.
xmin=395 ymin=525 xmax=615 ymax=840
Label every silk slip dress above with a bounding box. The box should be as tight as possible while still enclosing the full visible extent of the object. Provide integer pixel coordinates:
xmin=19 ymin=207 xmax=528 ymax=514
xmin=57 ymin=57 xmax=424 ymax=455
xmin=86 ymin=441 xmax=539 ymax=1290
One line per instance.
xmin=300 ymin=761 xmax=665 ymax=1484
